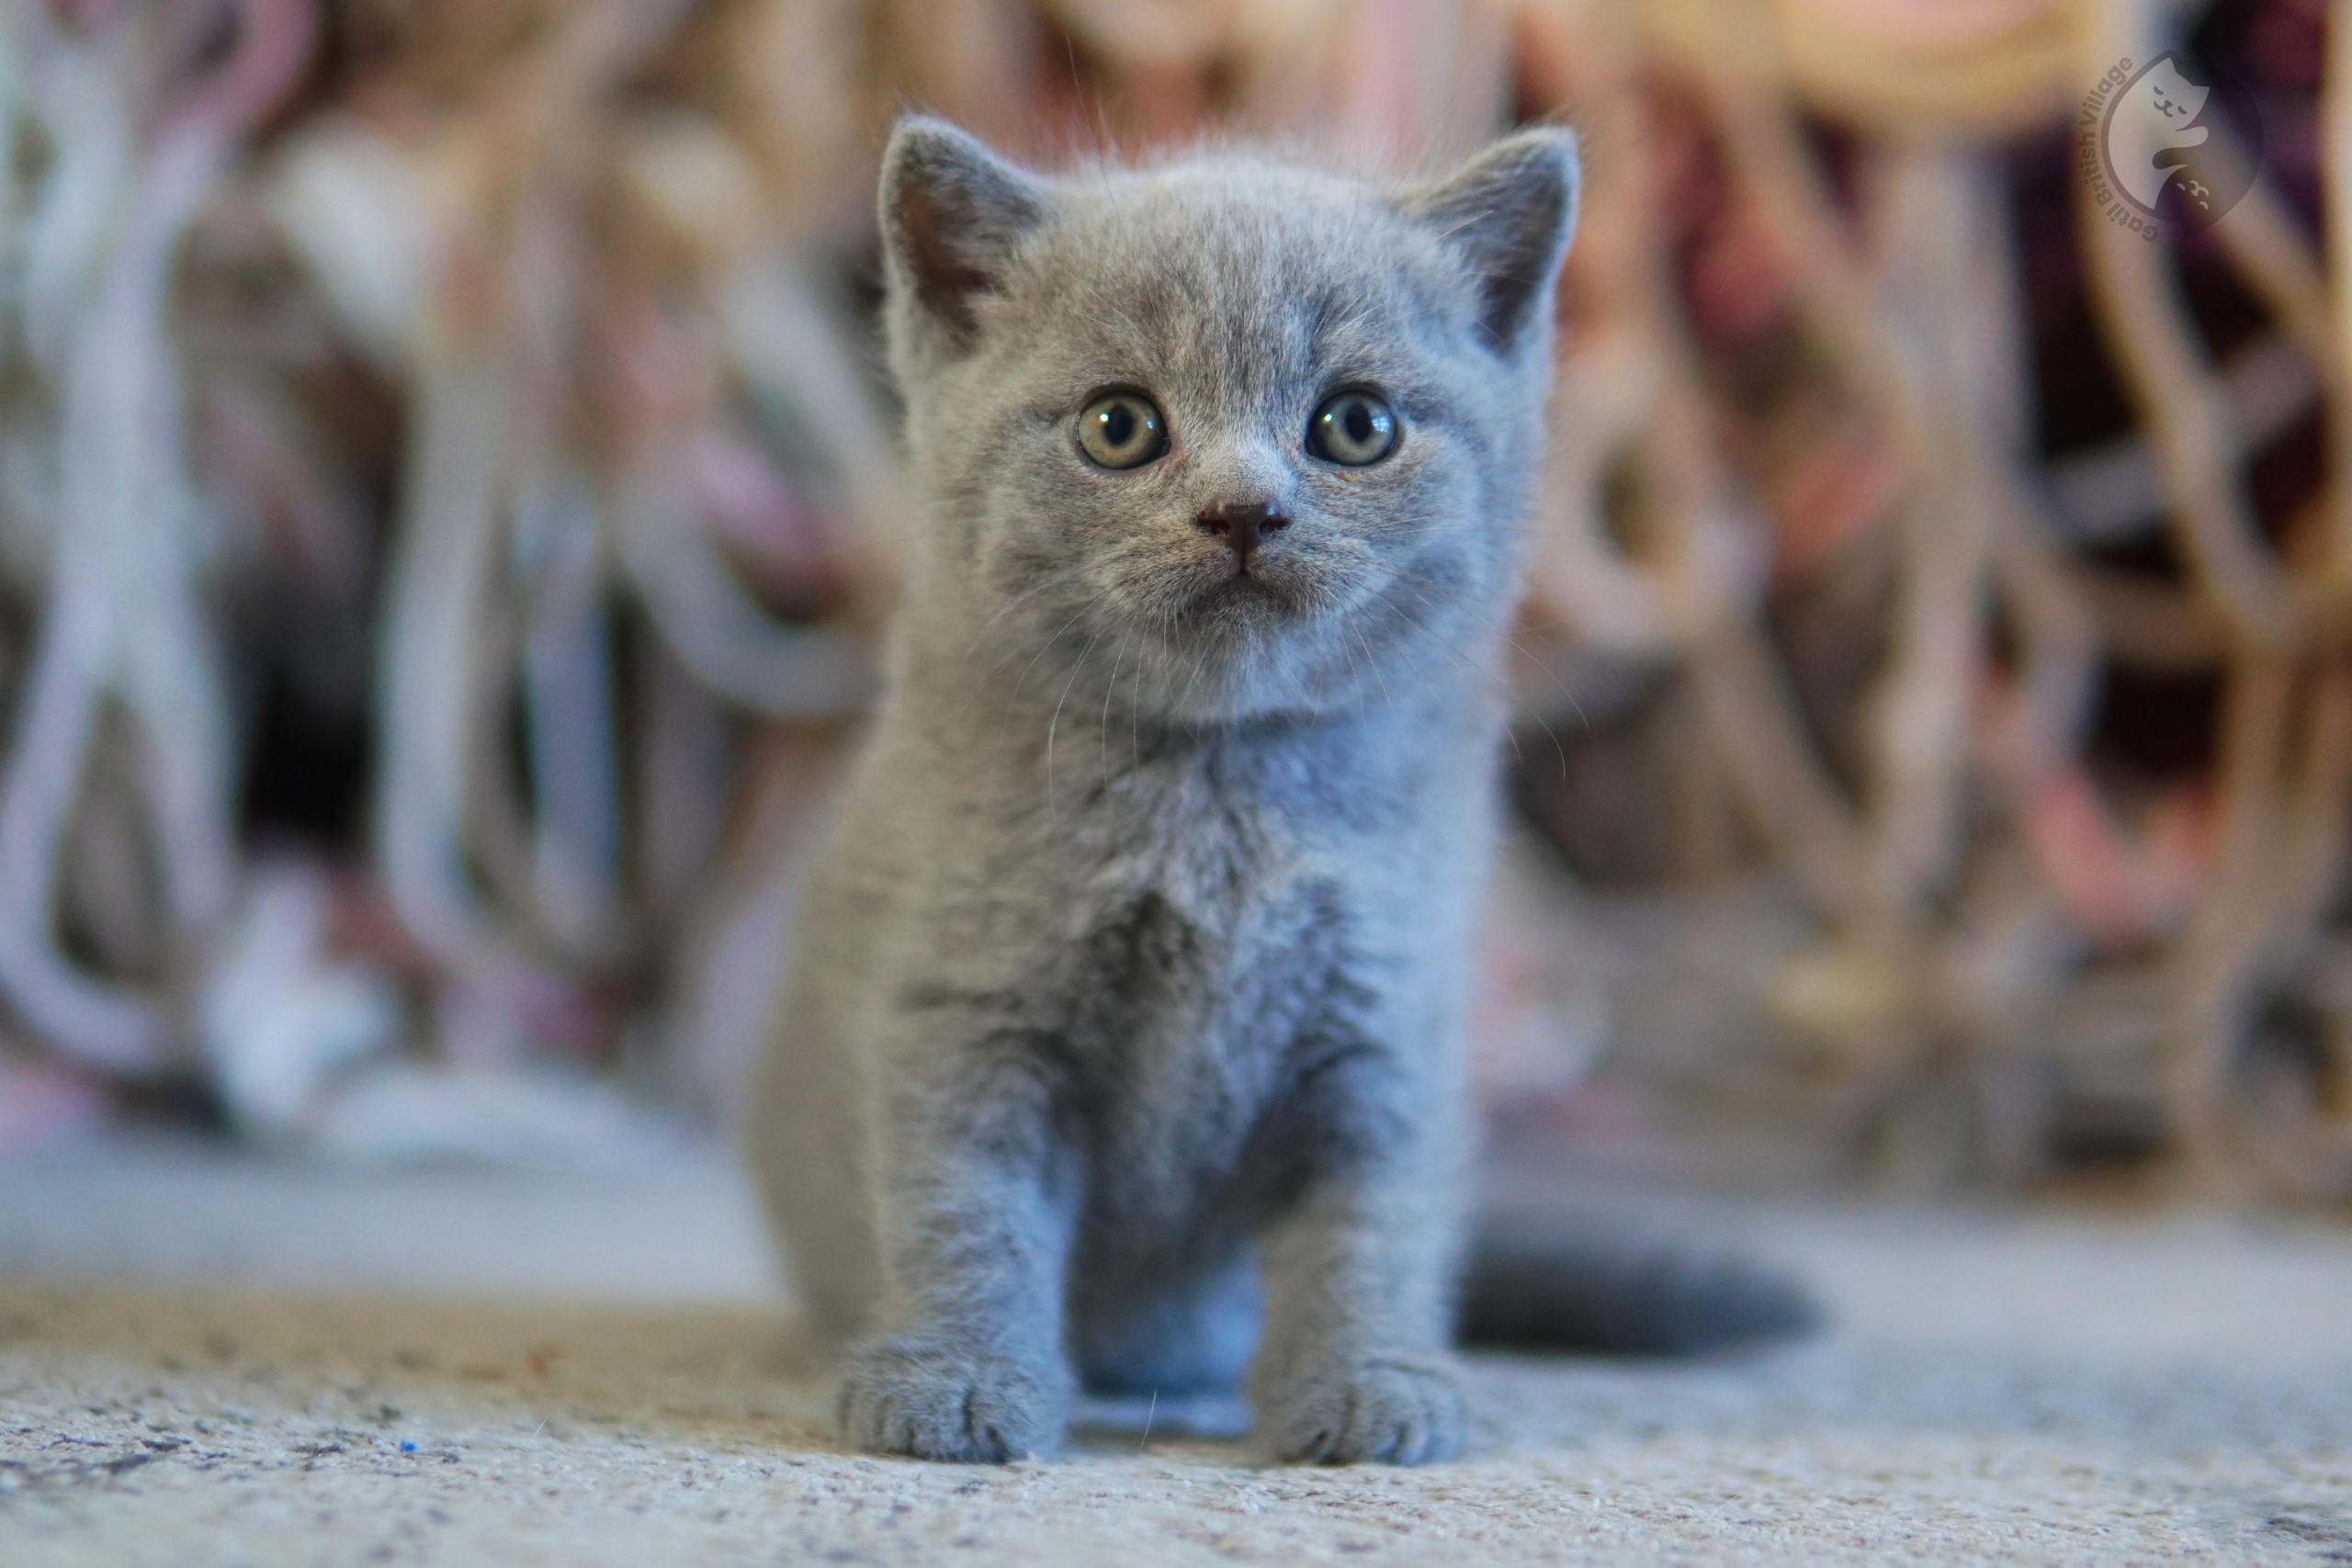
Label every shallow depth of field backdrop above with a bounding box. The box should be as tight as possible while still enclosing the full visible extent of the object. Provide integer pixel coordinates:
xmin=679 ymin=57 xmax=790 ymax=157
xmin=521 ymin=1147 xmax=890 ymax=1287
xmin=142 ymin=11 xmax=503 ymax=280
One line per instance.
xmin=0 ymin=0 xmax=2336 ymax=1202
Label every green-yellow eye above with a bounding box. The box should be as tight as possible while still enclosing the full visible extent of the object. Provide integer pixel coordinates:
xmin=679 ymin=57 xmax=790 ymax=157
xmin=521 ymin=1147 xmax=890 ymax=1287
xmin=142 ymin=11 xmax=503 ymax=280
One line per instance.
xmin=1077 ymin=391 xmax=1169 ymax=469
xmin=1308 ymin=390 xmax=1397 ymax=466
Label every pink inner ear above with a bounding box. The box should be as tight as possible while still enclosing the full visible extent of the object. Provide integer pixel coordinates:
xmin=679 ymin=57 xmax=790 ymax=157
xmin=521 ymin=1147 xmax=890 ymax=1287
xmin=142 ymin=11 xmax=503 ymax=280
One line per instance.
xmin=1408 ymin=135 xmax=1578 ymax=353
xmin=899 ymin=185 xmax=997 ymax=339
xmin=885 ymin=124 xmax=1050 ymax=348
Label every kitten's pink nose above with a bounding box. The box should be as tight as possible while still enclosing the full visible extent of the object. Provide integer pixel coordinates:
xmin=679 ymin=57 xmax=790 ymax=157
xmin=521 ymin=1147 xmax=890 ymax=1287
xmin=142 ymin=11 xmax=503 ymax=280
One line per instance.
xmin=1195 ymin=501 xmax=1289 ymax=569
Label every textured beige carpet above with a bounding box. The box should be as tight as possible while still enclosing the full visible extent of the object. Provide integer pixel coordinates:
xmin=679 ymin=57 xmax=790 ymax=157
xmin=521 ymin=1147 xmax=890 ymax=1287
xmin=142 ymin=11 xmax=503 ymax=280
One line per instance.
xmin=4 ymin=1142 xmax=2352 ymax=1565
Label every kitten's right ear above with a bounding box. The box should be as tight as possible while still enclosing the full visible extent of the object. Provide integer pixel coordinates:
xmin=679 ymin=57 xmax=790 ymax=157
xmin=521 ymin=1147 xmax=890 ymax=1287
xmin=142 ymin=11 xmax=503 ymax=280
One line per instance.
xmin=879 ymin=117 xmax=1050 ymax=352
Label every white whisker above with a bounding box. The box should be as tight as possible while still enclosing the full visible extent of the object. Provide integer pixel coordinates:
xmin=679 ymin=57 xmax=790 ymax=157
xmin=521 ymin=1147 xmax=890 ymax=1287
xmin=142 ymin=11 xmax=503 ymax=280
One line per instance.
xmin=1046 ymin=632 xmax=1104 ymax=822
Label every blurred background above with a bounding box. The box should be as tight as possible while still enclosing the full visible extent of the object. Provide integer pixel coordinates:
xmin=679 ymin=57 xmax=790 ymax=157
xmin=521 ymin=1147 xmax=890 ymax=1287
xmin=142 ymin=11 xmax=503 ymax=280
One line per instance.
xmin=0 ymin=0 xmax=2335 ymax=1209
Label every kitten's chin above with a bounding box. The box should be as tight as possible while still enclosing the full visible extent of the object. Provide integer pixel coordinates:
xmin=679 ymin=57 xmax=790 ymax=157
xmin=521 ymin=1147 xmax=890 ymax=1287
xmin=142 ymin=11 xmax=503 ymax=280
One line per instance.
xmin=1148 ymin=568 xmax=1377 ymax=716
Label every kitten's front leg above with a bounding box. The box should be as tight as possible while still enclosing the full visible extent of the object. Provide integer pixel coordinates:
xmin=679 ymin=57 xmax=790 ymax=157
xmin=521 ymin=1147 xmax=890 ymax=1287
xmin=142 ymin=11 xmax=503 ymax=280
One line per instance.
xmin=1249 ymin=1066 xmax=1469 ymax=1465
xmin=838 ymin=1047 xmax=1079 ymax=1462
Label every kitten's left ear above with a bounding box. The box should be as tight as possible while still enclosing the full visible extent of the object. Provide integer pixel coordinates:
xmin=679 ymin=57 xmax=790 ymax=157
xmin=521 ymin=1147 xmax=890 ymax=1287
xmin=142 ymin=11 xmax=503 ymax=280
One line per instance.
xmin=1400 ymin=128 xmax=1581 ymax=355
xmin=879 ymin=116 xmax=1052 ymax=353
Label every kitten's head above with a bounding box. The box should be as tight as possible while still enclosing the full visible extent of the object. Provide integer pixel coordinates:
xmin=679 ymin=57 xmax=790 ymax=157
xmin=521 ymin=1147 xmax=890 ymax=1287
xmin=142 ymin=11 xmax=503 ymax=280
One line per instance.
xmin=876 ymin=118 xmax=1578 ymax=725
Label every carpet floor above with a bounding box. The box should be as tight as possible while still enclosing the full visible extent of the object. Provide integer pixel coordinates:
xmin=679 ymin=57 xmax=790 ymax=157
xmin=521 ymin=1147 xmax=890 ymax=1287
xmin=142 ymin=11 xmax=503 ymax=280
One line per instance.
xmin=3 ymin=1139 xmax=2350 ymax=1566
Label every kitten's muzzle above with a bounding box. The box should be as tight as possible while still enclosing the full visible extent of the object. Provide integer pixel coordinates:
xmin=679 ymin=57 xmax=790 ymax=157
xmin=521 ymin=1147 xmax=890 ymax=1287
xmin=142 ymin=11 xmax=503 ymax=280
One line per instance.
xmin=1195 ymin=501 xmax=1289 ymax=574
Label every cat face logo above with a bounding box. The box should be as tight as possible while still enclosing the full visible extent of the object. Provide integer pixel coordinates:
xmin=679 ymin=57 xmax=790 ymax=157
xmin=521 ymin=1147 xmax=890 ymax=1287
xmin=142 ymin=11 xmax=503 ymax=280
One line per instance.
xmin=2084 ymin=51 xmax=2261 ymax=238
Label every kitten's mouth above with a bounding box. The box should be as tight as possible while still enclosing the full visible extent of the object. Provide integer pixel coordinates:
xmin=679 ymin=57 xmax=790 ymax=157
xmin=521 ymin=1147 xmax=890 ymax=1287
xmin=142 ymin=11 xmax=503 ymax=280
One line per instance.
xmin=1182 ymin=570 xmax=1296 ymax=621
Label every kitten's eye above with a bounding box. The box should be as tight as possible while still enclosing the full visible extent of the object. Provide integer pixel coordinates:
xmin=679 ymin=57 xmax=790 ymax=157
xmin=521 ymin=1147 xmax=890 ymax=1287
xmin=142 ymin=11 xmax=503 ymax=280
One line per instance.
xmin=1308 ymin=390 xmax=1397 ymax=466
xmin=1077 ymin=392 xmax=1169 ymax=469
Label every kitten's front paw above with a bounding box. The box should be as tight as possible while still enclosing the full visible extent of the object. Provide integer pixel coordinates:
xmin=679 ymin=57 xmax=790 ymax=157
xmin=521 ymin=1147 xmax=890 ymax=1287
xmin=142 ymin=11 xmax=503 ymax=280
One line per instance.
xmin=1259 ymin=1354 xmax=1467 ymax=1466
xmin=838 ymin=1337 xmax=1073 ymax=1462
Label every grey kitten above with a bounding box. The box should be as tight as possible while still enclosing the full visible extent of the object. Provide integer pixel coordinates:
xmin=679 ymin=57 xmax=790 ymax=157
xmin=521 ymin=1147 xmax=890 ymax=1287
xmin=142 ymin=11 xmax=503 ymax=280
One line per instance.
xmin=747 ymin=117 xmax=1811 ymax=1467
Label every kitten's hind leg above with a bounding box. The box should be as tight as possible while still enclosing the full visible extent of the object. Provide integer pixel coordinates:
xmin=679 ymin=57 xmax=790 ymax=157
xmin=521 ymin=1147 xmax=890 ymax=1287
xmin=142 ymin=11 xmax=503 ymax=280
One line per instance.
xmin=745 ymin=860 xmax=888 ymax=1350
xmin=1073 ymin=1256 xmax=1261 ymax=1396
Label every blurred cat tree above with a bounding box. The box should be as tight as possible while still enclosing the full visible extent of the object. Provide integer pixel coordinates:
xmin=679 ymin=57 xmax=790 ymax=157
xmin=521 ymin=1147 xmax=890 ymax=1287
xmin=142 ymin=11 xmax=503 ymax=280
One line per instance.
xmin=0 ymin=0 xmax=2339 ymax=1198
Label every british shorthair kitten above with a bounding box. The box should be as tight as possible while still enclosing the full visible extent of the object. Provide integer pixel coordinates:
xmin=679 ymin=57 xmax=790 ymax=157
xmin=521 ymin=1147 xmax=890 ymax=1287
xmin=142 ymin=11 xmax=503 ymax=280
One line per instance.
xmin=747 ymin=116 xmax=1811 ymax=1466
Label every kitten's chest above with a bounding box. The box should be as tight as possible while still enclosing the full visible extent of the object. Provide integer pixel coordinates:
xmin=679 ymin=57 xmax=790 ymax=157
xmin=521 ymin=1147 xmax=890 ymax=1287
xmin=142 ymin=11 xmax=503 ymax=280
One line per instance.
xmin=1039 ymin=769 xmax=1384 ymax=1158
xmin=1057 ymin=873 xmax=1361 ymax=1215
xmin=1040 ymin=714 xmax=1402 ymax=932
xmin=1014 ymin=716 xmax=1449 ymax=1055
xmin=1046 ymin=772 xmax=1317 ymax=1043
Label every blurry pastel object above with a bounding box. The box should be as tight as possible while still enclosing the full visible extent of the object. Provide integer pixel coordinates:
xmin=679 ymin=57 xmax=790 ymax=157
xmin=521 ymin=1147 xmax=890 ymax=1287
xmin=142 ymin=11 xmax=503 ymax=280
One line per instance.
xmin=1649 ymin=0 xmax=2080 ymax=130
xmin=259 ymin=123 xmax=440 ymax=370
xmin=0 ymin=0 xmax=314 ymax=1074
xmin=310 ymin=1062 xmax=683 ymax=1173
xmin=0 ymin=1060 xmax=109 ymax=1157
xmin=1469 ymin=838 xmax=1613 ymax=1110
xmin=198 ymin=862 xmax=404 ymax=1144
xmin=2015 ymin=766 xmax=2202 ymax=951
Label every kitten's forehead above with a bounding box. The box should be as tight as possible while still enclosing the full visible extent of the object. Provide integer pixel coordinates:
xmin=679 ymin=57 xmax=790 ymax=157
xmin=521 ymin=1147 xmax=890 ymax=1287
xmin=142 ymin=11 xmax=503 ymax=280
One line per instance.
xmin=1006 ymin=161 xmax=1461 ymax=375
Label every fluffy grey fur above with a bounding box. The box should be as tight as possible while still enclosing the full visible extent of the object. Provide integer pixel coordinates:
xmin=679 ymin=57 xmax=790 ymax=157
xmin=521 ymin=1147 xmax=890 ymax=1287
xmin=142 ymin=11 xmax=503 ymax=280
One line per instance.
xmin=749 ymin=117 xmax=1619 ymax=1467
